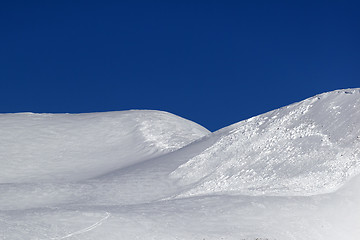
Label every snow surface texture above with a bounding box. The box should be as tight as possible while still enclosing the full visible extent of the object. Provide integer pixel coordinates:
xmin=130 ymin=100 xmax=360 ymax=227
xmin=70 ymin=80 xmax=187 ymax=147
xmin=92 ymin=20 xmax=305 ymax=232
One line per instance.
xmin=170 ymin=89 xmax=360 ymax=197
xmin=0 ymin=110 xmax=210 ymax=183
xmin=1 ymin=89 xmax=360 ymax=240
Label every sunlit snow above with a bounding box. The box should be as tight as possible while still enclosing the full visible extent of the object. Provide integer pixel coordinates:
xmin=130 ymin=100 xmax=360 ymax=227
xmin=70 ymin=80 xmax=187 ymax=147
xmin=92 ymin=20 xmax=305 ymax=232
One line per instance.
xmin=1 ymin=89 xmax=359 ymax=240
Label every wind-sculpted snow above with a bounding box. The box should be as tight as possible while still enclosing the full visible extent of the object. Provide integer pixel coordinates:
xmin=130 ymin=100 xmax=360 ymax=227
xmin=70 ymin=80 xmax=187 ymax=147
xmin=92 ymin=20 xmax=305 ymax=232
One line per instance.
xmin=171 ymin=89 xmax=360 ymax=197
xmin=0 ymin=110 xmax=210 ymax=183
xmin=1 ymin=89 xmax=360 ymax=240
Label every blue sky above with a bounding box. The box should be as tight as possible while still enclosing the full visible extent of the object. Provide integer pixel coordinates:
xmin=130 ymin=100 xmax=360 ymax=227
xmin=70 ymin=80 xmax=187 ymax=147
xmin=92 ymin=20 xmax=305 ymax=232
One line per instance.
xmin=1 ymin=1 xmax=359 ymax=131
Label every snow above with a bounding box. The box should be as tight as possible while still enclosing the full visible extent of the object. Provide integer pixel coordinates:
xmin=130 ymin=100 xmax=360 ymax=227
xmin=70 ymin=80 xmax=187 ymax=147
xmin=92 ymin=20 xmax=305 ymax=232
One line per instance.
xmin=0 ymin=110 xmax=210 ymax=183
xmin=170 ymin=89 xmax=360 ymax=197
xmin=1 ymin=89 xmax=360 ymax=240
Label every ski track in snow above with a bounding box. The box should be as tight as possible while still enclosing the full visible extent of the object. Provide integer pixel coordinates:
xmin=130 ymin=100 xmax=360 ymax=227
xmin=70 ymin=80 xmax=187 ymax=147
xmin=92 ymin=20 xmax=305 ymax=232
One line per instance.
xmin=49 ymin=212 xmax=111 ymax=240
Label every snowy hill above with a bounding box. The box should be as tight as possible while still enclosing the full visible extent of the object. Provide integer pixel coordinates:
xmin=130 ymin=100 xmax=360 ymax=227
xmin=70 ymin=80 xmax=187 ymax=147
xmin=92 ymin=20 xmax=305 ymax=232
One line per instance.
xmin=170 ymin=89 xmax=360 ymax=197
xmin=1 ymin=89 xmax=359 ymax=240
xmin=0 ymin=110 xmax=210 ymax=183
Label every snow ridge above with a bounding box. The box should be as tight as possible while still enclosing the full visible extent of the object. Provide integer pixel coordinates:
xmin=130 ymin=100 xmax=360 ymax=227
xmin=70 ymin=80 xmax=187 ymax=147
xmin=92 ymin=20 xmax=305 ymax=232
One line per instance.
xmin=170 ymin=89 xmax=360 ymax=197
xmin=0 ymin=110 xmax=210 ymax=183
xmin=1 ymin=89 xmax=360 ymax=240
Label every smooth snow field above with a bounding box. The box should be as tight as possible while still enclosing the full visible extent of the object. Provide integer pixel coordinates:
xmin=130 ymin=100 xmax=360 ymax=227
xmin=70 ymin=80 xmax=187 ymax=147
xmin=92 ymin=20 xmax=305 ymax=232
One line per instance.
xmin=1 ymin=89 xmax=360 ymax=240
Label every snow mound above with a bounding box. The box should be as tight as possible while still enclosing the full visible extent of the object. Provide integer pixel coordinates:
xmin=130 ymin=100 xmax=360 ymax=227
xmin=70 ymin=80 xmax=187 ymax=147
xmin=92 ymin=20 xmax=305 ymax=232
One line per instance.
xmin=0 ymin=110 xmax=210 ymax=183
xmin=1 ymin=89 xmax=360 ymax=240
xmin=171 ymin=89 xmax=360 ymax=196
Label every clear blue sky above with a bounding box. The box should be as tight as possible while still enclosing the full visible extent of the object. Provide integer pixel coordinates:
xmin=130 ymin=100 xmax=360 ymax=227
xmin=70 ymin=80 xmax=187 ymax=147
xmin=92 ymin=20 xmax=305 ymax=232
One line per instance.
xmin=1 ymin=1 xmax=359 ymax=131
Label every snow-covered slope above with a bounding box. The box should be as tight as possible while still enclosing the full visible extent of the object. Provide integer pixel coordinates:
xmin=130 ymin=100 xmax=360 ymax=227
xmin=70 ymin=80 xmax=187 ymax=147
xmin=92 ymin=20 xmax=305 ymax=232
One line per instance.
xmin=1 ymin=89 xmax=360 ymax=240
xmin=0 ymin=110 xmax=210 ymax=183
xmin=171 ymin=89 xmax=360 ymax=197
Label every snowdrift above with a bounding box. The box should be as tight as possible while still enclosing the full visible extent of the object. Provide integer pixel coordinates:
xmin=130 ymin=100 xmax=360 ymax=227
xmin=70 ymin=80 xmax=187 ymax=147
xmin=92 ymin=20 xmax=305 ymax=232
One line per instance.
xmin=1 ymin=89 xmax=360 ymax=240
xmin=0 ymin=110 xmax=210 ymax=183
xmin=171 ymin=89 xmax=360 ymax=197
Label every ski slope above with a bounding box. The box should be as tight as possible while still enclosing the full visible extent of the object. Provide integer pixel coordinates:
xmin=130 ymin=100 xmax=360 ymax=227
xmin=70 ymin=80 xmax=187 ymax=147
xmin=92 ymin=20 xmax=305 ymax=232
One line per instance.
xmin=1 ymin=89 xmax=359 ymax=240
